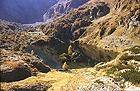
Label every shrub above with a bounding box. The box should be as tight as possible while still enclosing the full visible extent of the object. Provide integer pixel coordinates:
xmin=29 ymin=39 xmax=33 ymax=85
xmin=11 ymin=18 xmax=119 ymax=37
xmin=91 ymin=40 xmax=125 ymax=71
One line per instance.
xmin=121 ymin=70 xmax=140 ymax=84
xmin=107 ymin=63 xmax=134 ymax=75
xmin=107 ymin=66 xmax=116 ymax=75
xmin=94 ymin=79 xmax=104 ymax=84
xmin=129 ymin=46 xmax=140 ymax=54
xmin=119 ymin=53 xmax=133 ymax=60
xmin=133 ymin=55 xmax=140 ymax=61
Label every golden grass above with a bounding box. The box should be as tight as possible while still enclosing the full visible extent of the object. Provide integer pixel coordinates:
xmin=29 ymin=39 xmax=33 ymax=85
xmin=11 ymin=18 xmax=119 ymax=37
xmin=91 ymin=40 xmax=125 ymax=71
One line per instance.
xmin=3 ymin=61 xmax=20 ymax=69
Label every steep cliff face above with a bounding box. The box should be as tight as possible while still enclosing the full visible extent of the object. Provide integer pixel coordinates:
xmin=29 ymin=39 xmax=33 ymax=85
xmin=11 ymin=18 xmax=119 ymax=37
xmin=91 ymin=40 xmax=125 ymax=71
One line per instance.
xmin=43 ymin=0 xmax=88 ymax=22
xmin=0 ymin=0 xmax=58 ymax=24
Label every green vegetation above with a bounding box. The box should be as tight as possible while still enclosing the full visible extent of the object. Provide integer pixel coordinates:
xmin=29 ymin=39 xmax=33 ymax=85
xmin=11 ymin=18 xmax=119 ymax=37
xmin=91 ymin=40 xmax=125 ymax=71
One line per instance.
xmin=106 ymin=46 xmax=140 ymax=83
xmin=94 ymin=79 xmax=104 ymax=84
xmin=123 ymin=46 xmax=140 ymax=53
xmin=120 ymin=46 xmax=140 ymax=61
xmin=121 ymin=70 xmax=140 ymax=84
xmin=119 ymin=53 xmax=140 ymax=61
xmin=128 ymin=46 xmax=140 ymax=54
xmin=106 ymin=66 xmax=116 ymax=75
xmin=133 ymin=55 xmax=140 ymax=61
xmin=107 ymin=63 xmax=134 ymax=75
xmin=119 ymin=53 xmax=133 ymax=60
xmin=106 ymin=64 xmax=140 ymax=84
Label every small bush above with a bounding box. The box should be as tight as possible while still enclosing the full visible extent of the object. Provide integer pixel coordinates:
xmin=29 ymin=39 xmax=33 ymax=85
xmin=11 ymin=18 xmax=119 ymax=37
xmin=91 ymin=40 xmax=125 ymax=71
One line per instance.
xmin=94 ymin=79 xmax=104 ymax=84
xmin=133 ymin=55 xmax=140 ymax=61
xmin=113 ymin=76 xmax=122 ymax=81
xmin=119 ymin=53 xmax=133 ymax=60
xmin=107 ymin=66 xmax=116 ymax=75
xmin=121 ymin=70 xmax=140 ymax=84
xmin=107 ymin=63 xmax=134 ymax=75
xmin=129 ymin=46 xmax=140 ymax=54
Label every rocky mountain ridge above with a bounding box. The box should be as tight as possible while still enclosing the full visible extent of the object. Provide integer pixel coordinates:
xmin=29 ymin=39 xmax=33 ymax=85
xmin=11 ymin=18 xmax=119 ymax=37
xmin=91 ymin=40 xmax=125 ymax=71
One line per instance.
xmin=40 ymin=0 xmax=140 ymax=51
xmin=0 ymin=0 xmax=58 ymax=24
xmin=0 ymin=0 xmax=89 ymax=24
xmin=41 ymin=1 xmax=110 ymax=43
xmin=43 ymin=0 xmax=88 ymax=22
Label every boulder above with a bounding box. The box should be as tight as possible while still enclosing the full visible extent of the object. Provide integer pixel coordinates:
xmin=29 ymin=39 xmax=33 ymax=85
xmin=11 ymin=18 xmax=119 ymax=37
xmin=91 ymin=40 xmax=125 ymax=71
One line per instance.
xmin=2 ymin=82 xmax=50 ymax=91
xmin=30 ymin=60 xmax=51 ymax=73
xmin=0 ymin=62 xmax=31 ymax=82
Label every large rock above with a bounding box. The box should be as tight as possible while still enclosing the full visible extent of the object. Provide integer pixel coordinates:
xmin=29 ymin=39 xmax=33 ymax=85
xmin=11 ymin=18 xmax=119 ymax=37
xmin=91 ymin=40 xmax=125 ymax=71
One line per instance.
xmin=30 ymin=59 xmax=51 ymax=73
xmin=0 ymin=62 xmax=31 ymax=82
xmin=1 ymin=82 xmax=51 ymax=91
xmin=7 ymin=83 xmax=49 ymax=91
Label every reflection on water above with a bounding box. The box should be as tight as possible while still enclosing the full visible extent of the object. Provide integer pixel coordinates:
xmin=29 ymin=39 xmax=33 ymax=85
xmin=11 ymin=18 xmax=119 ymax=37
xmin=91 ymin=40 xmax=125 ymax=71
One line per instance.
xmin=25 ymin=47 xmax=62 ymax=69
xmin=25 ymin=44 xmax=118 ymax=69
xmin=66 ymin=44 xmax=118 ymax=69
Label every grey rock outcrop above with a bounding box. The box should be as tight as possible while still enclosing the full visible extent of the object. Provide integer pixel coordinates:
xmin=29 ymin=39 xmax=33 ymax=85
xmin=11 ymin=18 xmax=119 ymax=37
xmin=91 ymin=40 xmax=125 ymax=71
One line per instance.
xmin=1 ymin=82 xmax=51 ymax=91
xmin=43 ymin=0 xmax=88 ymax=21
xmin=77 ymin=83 xmax=121 ymax=91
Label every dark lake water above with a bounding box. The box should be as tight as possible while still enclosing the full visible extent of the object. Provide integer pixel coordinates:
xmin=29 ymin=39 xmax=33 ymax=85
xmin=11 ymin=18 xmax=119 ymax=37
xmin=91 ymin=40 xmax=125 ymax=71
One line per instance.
xmin=25 ymin=44 xmax=118 ymax=69
xmin=25 ymin=47 xmax=62 ymax=69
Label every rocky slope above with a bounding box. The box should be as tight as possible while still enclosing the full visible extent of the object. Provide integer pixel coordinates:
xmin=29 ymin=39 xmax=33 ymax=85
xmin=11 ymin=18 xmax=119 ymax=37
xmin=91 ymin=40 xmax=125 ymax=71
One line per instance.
xmin=0 ymin=0 xmax=58 ymax=24
xmin=40 ymin=0 xmax=140 ymax=51
xmin=79 ymin=0 xmax=140 ymax=52
xmin=41 ymin=1 xmax=110 ymax=42
xmin=0 ymin=0 xmax=140 ymax=90
xmin=43 ymin=0 xmax=88 ymax=22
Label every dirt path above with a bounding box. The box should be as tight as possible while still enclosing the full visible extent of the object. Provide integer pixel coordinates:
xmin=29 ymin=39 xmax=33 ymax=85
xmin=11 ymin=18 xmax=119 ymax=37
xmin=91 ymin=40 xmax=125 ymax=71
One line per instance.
xmin=37 ymin=70 xmax=75 ymax=91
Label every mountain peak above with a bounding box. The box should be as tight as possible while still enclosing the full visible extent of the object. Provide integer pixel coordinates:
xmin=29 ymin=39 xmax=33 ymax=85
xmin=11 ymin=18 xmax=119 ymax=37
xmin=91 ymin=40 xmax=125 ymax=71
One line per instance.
xmin=0 ymin=0 xmax=58 ymax=24
xmin=43 ymin=0 xmax=88 ymax=22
